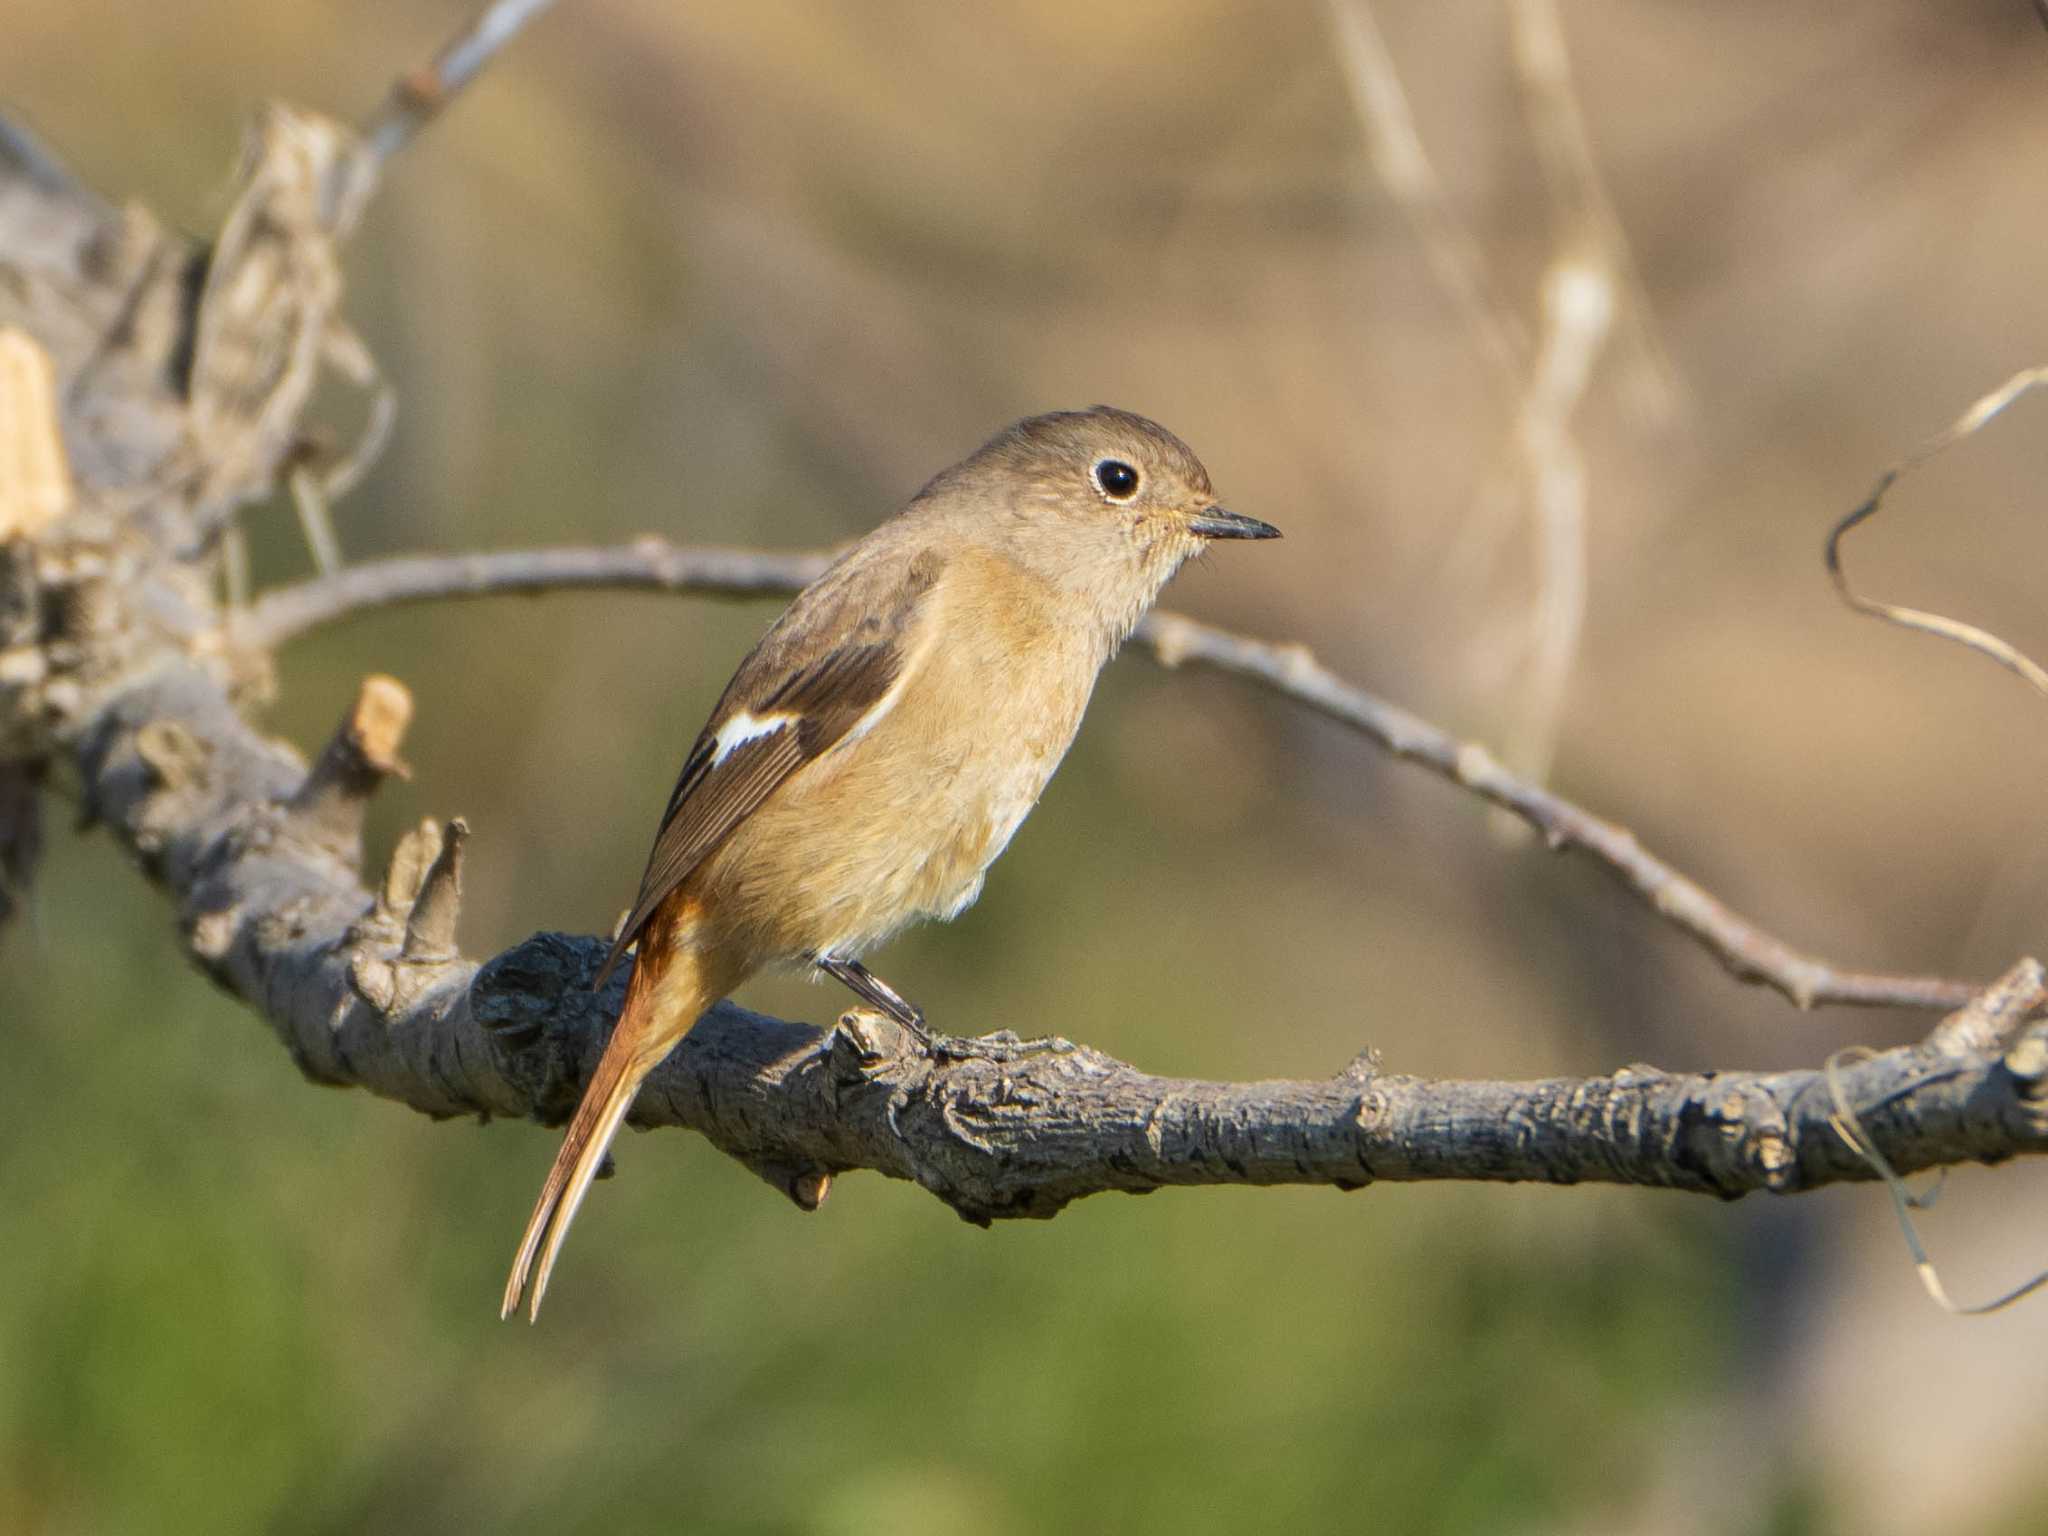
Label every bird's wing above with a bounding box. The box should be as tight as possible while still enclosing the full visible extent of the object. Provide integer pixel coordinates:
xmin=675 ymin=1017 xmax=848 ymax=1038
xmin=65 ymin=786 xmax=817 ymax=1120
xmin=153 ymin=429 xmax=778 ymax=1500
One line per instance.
xmin=595 ymin=545 xmax=942 ymax=984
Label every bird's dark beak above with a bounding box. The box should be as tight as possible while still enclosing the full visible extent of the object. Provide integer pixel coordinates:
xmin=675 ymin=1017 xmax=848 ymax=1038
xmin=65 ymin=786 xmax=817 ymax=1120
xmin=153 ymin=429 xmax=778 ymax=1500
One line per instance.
xmin=1188 ymin=506 xmax=1281 ymax=541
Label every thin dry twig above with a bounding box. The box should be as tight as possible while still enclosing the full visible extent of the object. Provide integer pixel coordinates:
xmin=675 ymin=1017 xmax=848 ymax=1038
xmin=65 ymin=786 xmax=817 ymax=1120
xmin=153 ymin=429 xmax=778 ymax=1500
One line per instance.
xmin=1329 ymin=2 xmax=1672 ymax=812
xmin=1506 ymin=0 xmax=1677 ymax=418
xmin=240 ymin=541 xmax=1982 ymax=1015
xmin=364 ymin=0 xmax=560 ymax=164
xmin=1497 ymin=253 xmax=1607 ymax=814
xmin=1324 ymin=0 xmax=1529 ymax=389
xmin=1496 ymin=0 xmax=1607 ymax=804
xmin=236 ymin=541 xmax=835 ymax=649
xmin=1825 ymin=366 xmax=2048 ymax=699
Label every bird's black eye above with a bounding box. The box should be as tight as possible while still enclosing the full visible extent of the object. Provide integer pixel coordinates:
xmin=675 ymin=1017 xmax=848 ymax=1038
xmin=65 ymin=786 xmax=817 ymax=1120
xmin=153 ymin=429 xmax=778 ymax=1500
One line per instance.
xmin=1092 ymin=458 xmax=1141 ymax=501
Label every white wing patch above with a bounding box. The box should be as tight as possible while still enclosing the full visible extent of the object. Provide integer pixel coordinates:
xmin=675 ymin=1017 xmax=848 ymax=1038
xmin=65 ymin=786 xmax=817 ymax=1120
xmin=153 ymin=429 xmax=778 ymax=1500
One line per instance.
xmin=710 ymin=710 xmax=796 ymax=765
xmin=709 ymin=657 xmax=911 ymax=774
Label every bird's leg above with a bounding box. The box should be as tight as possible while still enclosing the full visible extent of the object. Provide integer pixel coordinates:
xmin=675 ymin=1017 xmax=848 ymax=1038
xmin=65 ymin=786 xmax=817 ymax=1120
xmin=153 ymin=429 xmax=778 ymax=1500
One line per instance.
xmin=816 ymin=956 xmax=927 ymax=1032
xmin=814 ymin=956 xmax=1074 ymax=1062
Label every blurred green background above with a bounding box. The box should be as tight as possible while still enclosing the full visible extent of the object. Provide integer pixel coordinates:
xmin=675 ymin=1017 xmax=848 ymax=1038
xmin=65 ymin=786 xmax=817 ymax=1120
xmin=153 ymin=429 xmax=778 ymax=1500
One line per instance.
xmin=8 ymin=3 xmax=2048 ymax=1532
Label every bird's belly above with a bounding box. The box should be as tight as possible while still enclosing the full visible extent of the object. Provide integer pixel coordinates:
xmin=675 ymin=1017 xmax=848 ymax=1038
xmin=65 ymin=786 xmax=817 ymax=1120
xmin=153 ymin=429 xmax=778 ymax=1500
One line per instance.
xmin=808 ymin=744 xmax=1056 ymax=954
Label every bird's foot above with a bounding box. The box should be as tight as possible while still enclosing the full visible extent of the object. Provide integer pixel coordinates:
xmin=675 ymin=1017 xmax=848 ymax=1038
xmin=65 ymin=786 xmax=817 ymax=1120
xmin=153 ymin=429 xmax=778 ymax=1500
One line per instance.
xmin=912 ymin=1027 xmax=1078 ymax=1064
xmin=815 ymin=957 xmax=1073 ymax=1063
xmin=817 ymin=956 xmax=927 ymax=1032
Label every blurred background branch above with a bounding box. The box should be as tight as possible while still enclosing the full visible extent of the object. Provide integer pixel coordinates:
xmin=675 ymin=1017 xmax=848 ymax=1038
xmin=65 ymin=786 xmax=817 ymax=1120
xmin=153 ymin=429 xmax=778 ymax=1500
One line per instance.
xmin=363 ymin=0 xmax=560 ymax=164
xmin=1826 ymin=366 xmax=2048 ymax=699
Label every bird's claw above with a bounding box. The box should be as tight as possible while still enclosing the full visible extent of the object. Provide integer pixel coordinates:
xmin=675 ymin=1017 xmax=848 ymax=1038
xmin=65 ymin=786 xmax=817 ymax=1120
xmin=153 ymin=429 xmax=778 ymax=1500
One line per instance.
xmin=915 ymin=1027 xmax=1078 ymax=1064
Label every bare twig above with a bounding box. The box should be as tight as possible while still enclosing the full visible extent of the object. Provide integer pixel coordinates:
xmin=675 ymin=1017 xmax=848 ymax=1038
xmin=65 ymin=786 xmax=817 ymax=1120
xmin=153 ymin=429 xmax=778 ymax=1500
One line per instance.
xmin=1329 ymin=2 xmax=1671 ymax=811
xmin=1825 ymin=366 xmax=2048 ymax=699
xmin=1324 ymin=0 xmax=1528 ymax=389
xmin=241 ymin=542 xmax=1982 ymax=1014
xmin=364 ymin=0 xmax=560 ymax=164
xmin=184 ymin=106 xmax=380 ymax=533
xmin=237 ymin=541 xmax=834 ymax=650
xmin=1498 ymin=252 xmax=1608 ymax=811
xmin=402 ymin=815 xmax=468 ymax=961
xmin=1506 ymin=0 xmax=1676 ymax=417
xmin=1140 ymin=612 xmax=1977 ymax=1013
xmin=1497 ymin=0 xmax=1679 ymax=806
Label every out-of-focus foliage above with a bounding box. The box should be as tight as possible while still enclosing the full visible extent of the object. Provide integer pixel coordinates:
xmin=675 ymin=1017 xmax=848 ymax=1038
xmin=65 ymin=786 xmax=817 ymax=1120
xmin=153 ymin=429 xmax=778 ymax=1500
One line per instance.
xmin=5 ymin=3 xmax=2048 ymax=1533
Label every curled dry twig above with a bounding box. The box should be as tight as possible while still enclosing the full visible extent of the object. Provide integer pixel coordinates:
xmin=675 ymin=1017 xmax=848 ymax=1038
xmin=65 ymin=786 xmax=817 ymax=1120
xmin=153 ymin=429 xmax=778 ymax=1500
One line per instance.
xmin=1823 ymin=951 xmax=2048 ymax=1314
xmin=1825 ymin=366 xmax=2048 ymax=699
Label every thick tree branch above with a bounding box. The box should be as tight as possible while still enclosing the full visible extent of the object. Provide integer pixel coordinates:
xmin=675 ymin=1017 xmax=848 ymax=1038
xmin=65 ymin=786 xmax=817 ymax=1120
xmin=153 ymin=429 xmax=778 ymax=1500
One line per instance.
xmin=56 ymin=639 xmax=2048 ymax=1219
xmin=244 ymin=545 xmax=1982 ymax=1015
xmin=50 ymin=635 xmax=2048 ymax=1218
xmin=1 ymin=76 xmax=2036 ymax=1238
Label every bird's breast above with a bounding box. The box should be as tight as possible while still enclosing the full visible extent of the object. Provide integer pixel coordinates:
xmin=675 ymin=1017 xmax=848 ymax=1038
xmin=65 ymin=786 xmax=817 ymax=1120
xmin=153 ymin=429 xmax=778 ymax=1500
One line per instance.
xmin=700 ymin=551 xmax=1105 ymax=963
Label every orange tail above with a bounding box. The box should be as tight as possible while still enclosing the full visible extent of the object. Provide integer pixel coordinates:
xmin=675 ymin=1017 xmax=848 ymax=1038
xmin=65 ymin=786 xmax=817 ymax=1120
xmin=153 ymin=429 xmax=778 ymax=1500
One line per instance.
xmin=500 ymin=910 xmax=721 ymax=1322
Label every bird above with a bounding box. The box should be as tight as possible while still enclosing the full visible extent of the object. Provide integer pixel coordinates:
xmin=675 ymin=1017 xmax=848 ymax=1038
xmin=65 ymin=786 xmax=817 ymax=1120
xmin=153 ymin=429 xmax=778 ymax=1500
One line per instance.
xmin=500 ymin=405 xmax=1279 ymax=1320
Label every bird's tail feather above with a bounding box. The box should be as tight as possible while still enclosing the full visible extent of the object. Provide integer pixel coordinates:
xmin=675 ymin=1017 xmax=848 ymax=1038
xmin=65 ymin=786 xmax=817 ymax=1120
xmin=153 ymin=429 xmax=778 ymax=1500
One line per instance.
xmin=501 ymin=913 xmax=707 ymax=1322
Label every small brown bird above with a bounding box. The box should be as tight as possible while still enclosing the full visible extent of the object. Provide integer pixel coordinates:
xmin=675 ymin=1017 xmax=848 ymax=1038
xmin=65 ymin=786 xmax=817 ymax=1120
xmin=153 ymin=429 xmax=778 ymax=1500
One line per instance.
xmin=501 ymin=406 xmax=1278 ymax=1319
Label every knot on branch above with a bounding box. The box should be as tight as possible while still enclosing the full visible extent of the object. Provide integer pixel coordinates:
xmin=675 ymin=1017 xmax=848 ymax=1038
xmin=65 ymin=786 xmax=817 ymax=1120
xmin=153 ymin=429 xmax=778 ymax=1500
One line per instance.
xmin=2003 ymin=1022 xmax=2048 ymax=1098
xmin=471 ymin=929 xmax=628 ymax=1120
xmin=132 ymin=718 xmax=216 ymax=857
xmin=1675 ymin=1079 xmax=1798 ymax=1197
xmin=796 ymin=1016 xmax=1129 ymax=1226
xmin=343 ymin=815 xmax=470 ymax=1013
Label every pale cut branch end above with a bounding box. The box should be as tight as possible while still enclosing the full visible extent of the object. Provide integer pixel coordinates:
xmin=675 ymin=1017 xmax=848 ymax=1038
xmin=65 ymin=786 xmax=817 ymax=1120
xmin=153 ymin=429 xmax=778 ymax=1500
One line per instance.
xmin=288 ymin=673 xmax=413 ymax=850
xmin=739 ymin=1156 xmax=835 ymax=1212
xmin=0 ymin=328 xmax=73 ymax=540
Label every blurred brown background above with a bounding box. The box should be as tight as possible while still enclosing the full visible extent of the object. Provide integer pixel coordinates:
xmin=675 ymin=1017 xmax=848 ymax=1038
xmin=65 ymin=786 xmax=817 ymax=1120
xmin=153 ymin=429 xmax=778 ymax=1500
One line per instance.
xmin=6 ymin=2 xmax=2048 ymax=1532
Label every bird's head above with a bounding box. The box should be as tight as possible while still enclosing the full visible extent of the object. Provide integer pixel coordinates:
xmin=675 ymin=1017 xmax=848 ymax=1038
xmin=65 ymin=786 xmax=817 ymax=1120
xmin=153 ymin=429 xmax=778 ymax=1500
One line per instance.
xmin=918 ymin=405 xmax=1278 ymax=638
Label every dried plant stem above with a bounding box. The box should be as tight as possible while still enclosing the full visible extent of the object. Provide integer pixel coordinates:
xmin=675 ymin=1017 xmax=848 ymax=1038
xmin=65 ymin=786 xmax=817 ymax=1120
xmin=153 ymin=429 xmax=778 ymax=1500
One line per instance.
xmin=365 ymin=0 xmax=560 ymax=163
xmin=1826 ymin=366 xmax=2048 ymax=700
